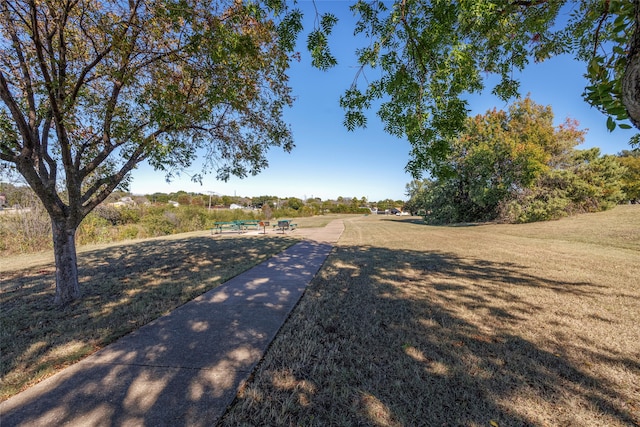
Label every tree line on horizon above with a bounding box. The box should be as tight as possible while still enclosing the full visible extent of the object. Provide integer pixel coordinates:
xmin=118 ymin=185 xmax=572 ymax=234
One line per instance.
xmin=0 ymin=184 xmax=405 ymax=213
xmin=0 ymin=184 xmax=407 ymax=257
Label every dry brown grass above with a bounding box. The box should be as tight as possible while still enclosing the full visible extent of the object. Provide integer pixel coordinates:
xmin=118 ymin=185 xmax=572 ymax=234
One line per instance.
xmin=0 ymin=231 xmax=297 ymax=400
xmin=220 ymin=205 xmax=640 ymax=426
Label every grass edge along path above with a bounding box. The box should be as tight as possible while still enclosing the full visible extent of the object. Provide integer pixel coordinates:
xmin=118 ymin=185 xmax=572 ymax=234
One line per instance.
xmin=219 ymin=205 xmax=640 ymax=427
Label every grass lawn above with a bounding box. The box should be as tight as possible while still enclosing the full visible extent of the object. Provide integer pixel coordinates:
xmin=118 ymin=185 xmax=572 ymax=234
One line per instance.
xmin=220 ymin=205 xmax=640 ymax=426
xmin=1 ymin=208 xmax=639 ymax=426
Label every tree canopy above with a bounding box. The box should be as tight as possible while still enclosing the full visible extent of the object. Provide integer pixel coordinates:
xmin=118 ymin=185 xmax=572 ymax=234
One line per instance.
xmin=406 ymin=97 xmax=627 ymax=223
xmin=310 ymin=0 xmax=640 ymax=177
xmin=0 ymin=0 xmax=302 ymax=304
xmin=616 ymin=149 xmax=640 ymax=202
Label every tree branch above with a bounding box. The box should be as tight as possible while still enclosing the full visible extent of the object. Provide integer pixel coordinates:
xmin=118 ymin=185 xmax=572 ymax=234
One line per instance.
xmin=509 ymin=0 xmax=550 ymax=6
xmin=0 ymin=72 xmax=30 ymax=150
xmin=0 ymin=0 xmax=38 ymax=134
xmin=593 ymin=0 xmax=610 ymax=57
xmin=80 ymin=139 xmax=152 ymax=212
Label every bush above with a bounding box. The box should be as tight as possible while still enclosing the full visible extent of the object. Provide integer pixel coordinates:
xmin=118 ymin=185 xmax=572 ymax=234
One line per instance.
xmin=142 ymin=212 xmax=177 ymax=236
xmin=119 ymin=207 xmax=142 ymax=224
xmin=77 ymin=213 xmax=113 ymax=245
xmin=118 ymin=224 xmax=141 ymax=240
xmin=0 ymin=203 xmax=51 ymax=255
xmin=499 ymin=194 xmax=569 ymax=223
xmin=175 ymin=206 xmax=208 ymax=232
xmin=93 ymin=204 xmax=122 ymax=225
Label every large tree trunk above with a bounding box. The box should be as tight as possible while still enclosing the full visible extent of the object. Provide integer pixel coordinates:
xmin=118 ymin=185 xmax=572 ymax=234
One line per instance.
xmin=52 ymin=218 xmax=81 ymax=305
xmin=623 ymin=0 xmax=640 ymax=129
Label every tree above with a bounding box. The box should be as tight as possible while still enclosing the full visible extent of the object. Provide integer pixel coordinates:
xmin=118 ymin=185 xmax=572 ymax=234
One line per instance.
xmin=177 ymin=194 xmax=192 ymax=206
xmin=150 ymin=192 xmax=170 ymax=204
xmin=404 ymin=179 xmax=428 ymax=214
xmin=310 ymin=0 xmax=640 ymax=177
xmin=501 ymin=148 xmax=627 ymax=222
xmin=616 ymin=149 xmax=640 ymax=202
xmin=0 ymin=0 xmax=302 ymax=304
xmin=407 ymin=98 xmax=623 ymax=224
xmin=252 ymin=195 xmax=277 ymax=208
xmin=462 ymin=98 xmax=582 ymax=221
xmin=285 ymin=197 xmax=304 ymax=210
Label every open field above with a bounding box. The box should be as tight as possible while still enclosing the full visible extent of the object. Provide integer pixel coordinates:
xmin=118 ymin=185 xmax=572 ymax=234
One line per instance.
xmin=1 ymin=207 xmax=639 ymax=425
xmin=220 ymin=205 xmax=640 ymax=426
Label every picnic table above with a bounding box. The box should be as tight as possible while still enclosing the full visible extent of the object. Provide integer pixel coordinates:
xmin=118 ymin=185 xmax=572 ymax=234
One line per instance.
xmin=238 ymin=220 xmax=260 ymax=231
xmin=211 ymin=220 xmax=263 ymax=234
xmin=211 ymin=221 xmax=242 ymax=234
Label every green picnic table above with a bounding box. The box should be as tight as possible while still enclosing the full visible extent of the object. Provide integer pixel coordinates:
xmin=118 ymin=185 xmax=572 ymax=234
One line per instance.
xmin=211 ymin=221 xmax=241 ymax=234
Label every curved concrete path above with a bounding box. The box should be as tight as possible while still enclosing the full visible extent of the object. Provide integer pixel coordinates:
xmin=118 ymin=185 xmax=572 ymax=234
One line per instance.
xmin=1 ymin=220 xmax=344 ymax=427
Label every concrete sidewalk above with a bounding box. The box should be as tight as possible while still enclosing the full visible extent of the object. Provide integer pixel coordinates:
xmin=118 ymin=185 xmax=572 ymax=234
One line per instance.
xmin=1 ymin=220 xmax=344 ymax=427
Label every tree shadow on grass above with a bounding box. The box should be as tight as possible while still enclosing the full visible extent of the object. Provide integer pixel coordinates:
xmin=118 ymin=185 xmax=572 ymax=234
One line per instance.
xmin=1 ymin=235 xmax=327 ymax=425
xmin=221 ymin=245 xmax=639 ymax=426
xmin=2 ymin=236 xmax=638 ymax=426
xmin=0 ymin=234 xmax=297 ymax=399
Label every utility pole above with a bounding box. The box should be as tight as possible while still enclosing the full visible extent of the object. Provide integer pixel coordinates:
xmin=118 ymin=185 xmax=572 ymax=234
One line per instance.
xmin=207 ymin=191 xmax=217 ymax=210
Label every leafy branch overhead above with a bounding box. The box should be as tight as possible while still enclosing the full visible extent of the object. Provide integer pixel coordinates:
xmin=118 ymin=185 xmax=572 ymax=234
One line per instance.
xmin=308 ymin=0 xmax=640 ymax=178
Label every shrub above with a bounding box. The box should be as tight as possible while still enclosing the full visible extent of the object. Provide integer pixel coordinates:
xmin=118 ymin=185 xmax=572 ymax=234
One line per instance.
xmin=93 ymin=204 xmax=122 ymax=225
xmin=77 ymin=213 xmax=113 ymax=245
xmin=0 ymin=203 xmax=51 ymax=255
xmin=141 ymin=212 xmax=177 ymax=236
xmin=175 ymin=206 xmax=208 ymax=232
xmin=118 ymin=225 xmax=141 ymax=240
xmin=118 ymin=207 xmax=142 ymax=224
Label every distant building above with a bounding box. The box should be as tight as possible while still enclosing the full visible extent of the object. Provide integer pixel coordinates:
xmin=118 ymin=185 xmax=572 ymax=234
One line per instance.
xmin=229 ymin=203 xmax=243 ymax=210
xmin=110 ymin=196 xmax=136 ymax=208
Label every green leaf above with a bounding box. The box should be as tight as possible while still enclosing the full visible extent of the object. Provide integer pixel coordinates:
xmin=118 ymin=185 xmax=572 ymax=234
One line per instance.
xmin=606 ymin=116 xmax=616 ymax=132
xmin=320 ymin=13 xmax=338 ymax=34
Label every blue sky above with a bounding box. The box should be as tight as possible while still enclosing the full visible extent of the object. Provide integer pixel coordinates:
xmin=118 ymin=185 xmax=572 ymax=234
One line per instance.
xmin=128 ymin=1 xmax=638 ymax=202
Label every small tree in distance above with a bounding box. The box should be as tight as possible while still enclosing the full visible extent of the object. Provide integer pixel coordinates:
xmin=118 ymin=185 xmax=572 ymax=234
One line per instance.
xmin=0 ymin=0 xmax=302 ymax=305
